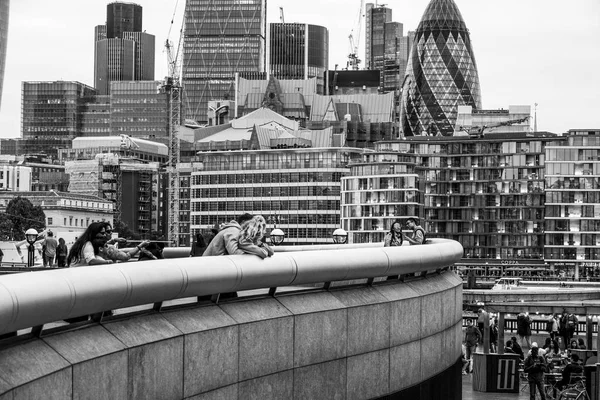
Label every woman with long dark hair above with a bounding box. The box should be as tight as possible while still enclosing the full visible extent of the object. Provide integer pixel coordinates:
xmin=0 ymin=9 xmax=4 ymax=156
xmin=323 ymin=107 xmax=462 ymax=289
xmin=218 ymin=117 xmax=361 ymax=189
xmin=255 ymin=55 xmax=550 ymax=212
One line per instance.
xmin=67 ymin=222 xmax=114 ymax=267
xmin=384 ymin=220 xmax=403 ymax=247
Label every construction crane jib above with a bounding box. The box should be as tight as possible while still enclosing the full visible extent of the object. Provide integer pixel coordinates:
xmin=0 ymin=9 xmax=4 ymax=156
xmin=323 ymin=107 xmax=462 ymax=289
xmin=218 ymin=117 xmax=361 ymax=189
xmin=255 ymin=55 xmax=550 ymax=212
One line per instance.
xmin=347 ymin=0 xmax=364 ymax=70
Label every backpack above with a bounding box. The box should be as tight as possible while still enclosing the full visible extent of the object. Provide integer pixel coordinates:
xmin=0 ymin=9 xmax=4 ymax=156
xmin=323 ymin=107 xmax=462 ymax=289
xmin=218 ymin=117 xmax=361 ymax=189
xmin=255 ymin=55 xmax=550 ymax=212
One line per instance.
xmin=415 ymin=227 xmax=428 ymax=244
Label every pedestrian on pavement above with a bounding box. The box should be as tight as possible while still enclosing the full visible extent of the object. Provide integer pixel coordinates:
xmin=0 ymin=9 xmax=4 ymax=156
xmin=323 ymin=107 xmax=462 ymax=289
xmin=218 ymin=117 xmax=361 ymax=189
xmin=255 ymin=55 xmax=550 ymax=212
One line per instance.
xmin=523 ymin=343 xmax=548 ymax=400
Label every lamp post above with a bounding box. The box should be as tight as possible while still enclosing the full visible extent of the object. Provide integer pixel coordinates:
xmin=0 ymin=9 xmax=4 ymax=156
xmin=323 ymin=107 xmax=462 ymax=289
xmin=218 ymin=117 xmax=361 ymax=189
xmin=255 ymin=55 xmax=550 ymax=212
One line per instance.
xmin=25 ymin=228 xmax=38 ymax=268
xmin=332 ymin=228 xmax=348 ymax=244
xmin=269 ymin=228 xmax=285 ymax=246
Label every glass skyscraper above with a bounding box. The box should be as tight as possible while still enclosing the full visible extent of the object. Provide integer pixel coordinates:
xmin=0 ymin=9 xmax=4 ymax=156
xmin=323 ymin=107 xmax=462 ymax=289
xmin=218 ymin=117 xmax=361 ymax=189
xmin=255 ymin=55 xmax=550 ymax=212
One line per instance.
xmin=0 ymin=0 xmax=9 ymax=110
xmin=400 ymin=0 xmax=481 ymax=136
xmin=269 ymin=23 xmax=328 ymax=93
xmin=94 ymin=3 xmax=154 ymax=95
xmin=183 ymin=0 xmax=266 ymax=124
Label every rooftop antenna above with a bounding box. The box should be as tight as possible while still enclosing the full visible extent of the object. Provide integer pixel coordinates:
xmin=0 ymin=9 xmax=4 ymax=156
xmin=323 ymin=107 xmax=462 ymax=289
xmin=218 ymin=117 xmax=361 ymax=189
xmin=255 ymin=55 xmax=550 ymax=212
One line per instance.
xmin=533 ymin=103 xmax=538 ymax=132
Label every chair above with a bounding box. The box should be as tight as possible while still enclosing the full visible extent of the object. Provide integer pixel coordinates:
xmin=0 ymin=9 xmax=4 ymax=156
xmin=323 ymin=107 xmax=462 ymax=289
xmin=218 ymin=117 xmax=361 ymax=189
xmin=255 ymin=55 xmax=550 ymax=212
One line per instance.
xmin=556 ymin=373 xmax=589 ymax=400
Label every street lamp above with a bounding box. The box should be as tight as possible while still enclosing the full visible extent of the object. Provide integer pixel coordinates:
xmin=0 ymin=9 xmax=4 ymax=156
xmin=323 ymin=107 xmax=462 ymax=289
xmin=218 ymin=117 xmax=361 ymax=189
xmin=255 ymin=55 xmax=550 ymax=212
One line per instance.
xmin=269 ymin=228 xmax=285 ymax=246
xmin=332 ymin=228 xmax=348 ymax=244
xmin=25 ymin=228 xmax=38 ymax=268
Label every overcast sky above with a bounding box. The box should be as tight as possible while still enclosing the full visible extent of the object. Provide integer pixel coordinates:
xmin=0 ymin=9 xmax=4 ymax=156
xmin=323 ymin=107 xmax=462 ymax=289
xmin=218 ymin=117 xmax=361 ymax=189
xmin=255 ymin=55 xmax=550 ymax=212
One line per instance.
xmin=0 ymin=0 xmax=598 ymax=138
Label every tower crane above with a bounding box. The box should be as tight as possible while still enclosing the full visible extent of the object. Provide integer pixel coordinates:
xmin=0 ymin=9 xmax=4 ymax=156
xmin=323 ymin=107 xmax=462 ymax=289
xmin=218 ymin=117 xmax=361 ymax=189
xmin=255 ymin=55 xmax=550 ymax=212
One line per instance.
xmin=164 ymin=3 xmax=185 ymax=247
xmin=459 ymin=116 xmax=531 ymax=139
xmin=347 ymin=0 xmax=364 ymax=70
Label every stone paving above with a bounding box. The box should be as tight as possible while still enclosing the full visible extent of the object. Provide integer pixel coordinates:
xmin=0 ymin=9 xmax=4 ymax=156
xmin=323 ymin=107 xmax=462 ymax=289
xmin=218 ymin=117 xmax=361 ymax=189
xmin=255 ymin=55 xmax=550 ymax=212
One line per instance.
xmin=462 ymin=373 xmax=531 ymax=400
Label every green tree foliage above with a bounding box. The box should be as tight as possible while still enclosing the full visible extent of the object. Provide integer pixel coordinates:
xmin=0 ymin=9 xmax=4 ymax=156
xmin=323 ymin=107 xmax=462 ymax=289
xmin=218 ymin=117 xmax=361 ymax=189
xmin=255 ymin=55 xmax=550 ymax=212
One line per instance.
xmin=113 ymin=218 xmax=138 ymax=240
xmin=2 ymin=196 xmax=46 ymax=240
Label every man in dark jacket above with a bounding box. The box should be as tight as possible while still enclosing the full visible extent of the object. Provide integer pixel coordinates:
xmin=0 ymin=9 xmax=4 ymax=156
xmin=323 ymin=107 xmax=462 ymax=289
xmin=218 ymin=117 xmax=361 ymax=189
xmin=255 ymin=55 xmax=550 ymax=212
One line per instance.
xmin=524 ymin=344 xmax=548 ymax=400
xmin=511 ymin=336 xmax=525 ymax=360
xmin=203 ymin=213 xmax=253 ymax=256
xmin=556 ymin=353 xmax=583 ymax=390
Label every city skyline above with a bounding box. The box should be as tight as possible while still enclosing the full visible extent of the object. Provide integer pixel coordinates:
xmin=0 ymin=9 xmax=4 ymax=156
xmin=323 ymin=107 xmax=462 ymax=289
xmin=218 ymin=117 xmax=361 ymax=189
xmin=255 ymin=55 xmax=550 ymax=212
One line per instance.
xmin=0 ymin=0 xmax=598 ymax=138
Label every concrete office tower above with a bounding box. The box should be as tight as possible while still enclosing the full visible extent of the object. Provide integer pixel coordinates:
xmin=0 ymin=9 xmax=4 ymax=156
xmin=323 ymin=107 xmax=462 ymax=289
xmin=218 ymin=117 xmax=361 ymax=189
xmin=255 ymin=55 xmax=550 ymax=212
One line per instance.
xmin=94 ymin=2 xmax=154 ymax=95
xmin=0 ymin=0 xmax=9 ymax=110
xmin=183 ymin=0 xmax=266 ymax=124
xmin=269 ymin=23 xmax=328 ymax=94
xmin=106 ymin=2 xmax=142 ymax=39
xmin=364 ymin=4 xmax=412 ymax=92
xmin=400 ymin=0 xmax=482 ymax=137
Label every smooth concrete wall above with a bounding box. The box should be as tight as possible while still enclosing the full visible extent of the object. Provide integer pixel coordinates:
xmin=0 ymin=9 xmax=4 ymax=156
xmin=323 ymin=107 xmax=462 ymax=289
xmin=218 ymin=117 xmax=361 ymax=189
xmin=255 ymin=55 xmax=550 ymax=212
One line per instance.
xmin=0 ymin=272 xmax=463 ymax=400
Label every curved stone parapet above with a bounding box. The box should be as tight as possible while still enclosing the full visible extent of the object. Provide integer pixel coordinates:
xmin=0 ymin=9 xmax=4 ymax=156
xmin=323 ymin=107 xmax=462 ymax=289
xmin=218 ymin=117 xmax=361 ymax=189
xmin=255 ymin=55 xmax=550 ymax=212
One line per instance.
xmin=0 ymin=239 xmax=462 ymax=335
xmin=0 ymin=239 xmax=464 ymax=399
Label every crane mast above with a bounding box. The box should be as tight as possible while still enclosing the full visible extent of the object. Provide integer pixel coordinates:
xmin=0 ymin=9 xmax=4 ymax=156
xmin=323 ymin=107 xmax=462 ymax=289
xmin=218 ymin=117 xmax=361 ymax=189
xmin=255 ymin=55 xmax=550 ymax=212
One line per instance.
xmin=347 ymin=0 xmax=364 ymax=70
xmin=164 ymin=29 xmax=183 ymax=246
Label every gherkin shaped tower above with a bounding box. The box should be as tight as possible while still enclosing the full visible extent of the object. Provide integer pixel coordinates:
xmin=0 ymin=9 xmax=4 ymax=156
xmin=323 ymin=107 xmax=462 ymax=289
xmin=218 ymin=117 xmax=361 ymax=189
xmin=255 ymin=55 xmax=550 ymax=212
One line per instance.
xmin=400 ymin=0 xmax=481 ymax=136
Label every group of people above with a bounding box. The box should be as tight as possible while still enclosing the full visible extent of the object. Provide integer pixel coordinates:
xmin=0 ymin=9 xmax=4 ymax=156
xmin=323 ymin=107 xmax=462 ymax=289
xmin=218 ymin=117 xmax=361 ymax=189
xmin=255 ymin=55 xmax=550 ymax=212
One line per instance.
xmin=67 ymin=221 xmax=159 ymax=267
xmin=189 ymin=213 xmax=274 ymax=259
xmin=383 ymin=218 xmax=426 ymax=247
xmin=523 ymin=340 xmax=585 ymax=399
xmin=12 ymin=230 xmax=69 ymax=268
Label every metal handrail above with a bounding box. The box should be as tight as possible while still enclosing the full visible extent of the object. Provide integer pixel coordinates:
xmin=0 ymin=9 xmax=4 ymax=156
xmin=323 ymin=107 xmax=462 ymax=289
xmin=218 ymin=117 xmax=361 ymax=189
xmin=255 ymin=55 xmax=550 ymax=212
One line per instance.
xmin=0 ymin=239 xmax=462 ymax=336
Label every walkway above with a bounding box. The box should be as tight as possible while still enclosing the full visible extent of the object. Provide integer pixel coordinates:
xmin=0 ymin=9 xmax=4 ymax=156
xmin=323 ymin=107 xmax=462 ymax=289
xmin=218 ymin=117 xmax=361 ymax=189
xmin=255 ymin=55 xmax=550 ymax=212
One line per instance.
xmin=462 ymin=374 xmax=530 ymax=400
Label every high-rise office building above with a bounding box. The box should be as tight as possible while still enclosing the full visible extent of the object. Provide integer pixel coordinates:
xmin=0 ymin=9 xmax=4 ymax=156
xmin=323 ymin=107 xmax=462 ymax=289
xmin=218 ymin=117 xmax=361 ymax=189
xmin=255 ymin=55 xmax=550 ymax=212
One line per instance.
xmin=0 ymin=0 xmax=9 ymax=110
xmin=110 ymin=81 xmax=169 ymax=138
xmin=544 ymin=129 xmax=600 ymax=278
xmin=94 ymin=2 xmax=154 ymax=95
xmin=269 ymin=23 xmax=328 ymax=93
xmin=183 ymin=0 xmax=266 ymax=124
xmin=364 ymin=4 xmax=412 ymax=93
xmin=400 ymin=0 xmax=481 ymax=137
xmin=106 ymin=2 xmax=142 ymax=39
xmin=22 ymin=81 xmax=97 ymax=141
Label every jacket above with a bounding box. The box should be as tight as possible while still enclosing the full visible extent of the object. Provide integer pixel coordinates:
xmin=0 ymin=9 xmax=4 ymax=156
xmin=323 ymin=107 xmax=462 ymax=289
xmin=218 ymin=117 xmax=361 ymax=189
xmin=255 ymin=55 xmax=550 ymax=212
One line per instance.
xmin=203 ymin=221 xmax=244 ymax=256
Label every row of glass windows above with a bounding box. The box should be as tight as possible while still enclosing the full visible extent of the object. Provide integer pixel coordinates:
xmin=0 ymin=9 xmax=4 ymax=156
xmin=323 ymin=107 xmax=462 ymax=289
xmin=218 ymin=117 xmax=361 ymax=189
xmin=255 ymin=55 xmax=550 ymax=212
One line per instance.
xmin=546 ymin=192 xmax=600 ymax=203
xmin=426 ymin=181 xmax=544 ymax=194
xmin=426 ymin=195 xmax=544 ymax=208
xmin=453 ymin=235 xmax=541 ymax=248
xmin=349 ymin=164 xmax=415 ymax=176
xmin=546 ymin=234 xmax=600 ymax=246
xmin=342 ymin=176 xmax=417 ymax=191
xmin=192 ymin=200 xmax=341 ymax=212
xmin=192 ymin=214 xmax=340 ymax=226
xmin=426 ymin=209 xmax=543 ymax=221
xmin=194 ymin=185 xmax=340 ymax=198
xmin=343 ymin=191 xmax=419 ymax=204
xmin=380 ymin=140 xmax=545 ymax=155
xmin=547 ymin=177 xmax=599 ymax=189
xmin=423 ymin=168 xmax=542 ymax=181
xmin=546 ymin=219 xmax=600 ymax=231
xmin=545 ymin=249 xmax=600 ymax=260
xmin=546 ymin=163 xmax=600 ymax=175
xmin=545 ymin=205 xmax=600 ymax=218
xmin=192 ymin=172 xmax=345 ymax=185
xmin=342 ymin=204 xmax=420 ymax=219
xmin=419 ymin=154 xmax=542 ymax=168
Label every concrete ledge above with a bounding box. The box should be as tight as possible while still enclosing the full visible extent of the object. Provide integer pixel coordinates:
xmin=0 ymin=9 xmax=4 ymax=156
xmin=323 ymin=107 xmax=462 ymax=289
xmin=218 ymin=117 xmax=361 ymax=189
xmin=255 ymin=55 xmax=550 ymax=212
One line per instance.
xmin=0 ymin=272 xmax=462 ymax=400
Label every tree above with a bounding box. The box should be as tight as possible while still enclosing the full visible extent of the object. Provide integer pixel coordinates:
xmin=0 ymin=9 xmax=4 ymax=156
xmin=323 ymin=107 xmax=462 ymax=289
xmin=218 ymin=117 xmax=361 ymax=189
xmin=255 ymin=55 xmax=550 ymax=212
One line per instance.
xmin=1 ymin=196 xmax=46 ymax=240
xmin=113 ymin=218 xmax=137 ymax=240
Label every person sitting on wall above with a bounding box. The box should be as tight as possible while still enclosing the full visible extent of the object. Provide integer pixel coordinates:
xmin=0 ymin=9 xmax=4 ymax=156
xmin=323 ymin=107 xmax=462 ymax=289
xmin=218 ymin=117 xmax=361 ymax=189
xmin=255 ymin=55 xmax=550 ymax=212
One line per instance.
xmin=403 ymin=218 xmax=426 ymax=245
xmin=504 ymin=340 xmax=516 ymax=354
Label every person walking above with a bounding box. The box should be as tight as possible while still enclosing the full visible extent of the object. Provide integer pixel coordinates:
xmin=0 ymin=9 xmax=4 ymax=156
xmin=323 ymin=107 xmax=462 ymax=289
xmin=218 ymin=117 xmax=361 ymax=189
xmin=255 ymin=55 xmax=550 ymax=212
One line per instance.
xmin=40 ymin=231 xmax=58 ymax=267
xmin=517 ymin=312 xmax=533 ymax=348
xmin=463 ymin=319 xmax=481 ymax=372
xmin=523 ymin=343 xmax=548 ymax=400
xmin=384 ymin=220 xmax=403 ymax=247
xmin=56 ymin=237 xmax=68 ymax=268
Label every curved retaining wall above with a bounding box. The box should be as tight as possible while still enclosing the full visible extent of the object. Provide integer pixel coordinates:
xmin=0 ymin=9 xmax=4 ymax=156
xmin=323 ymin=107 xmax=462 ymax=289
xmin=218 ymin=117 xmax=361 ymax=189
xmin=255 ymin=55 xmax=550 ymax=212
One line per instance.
xmin=0 ymin=240 xmax=464 ymax=400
